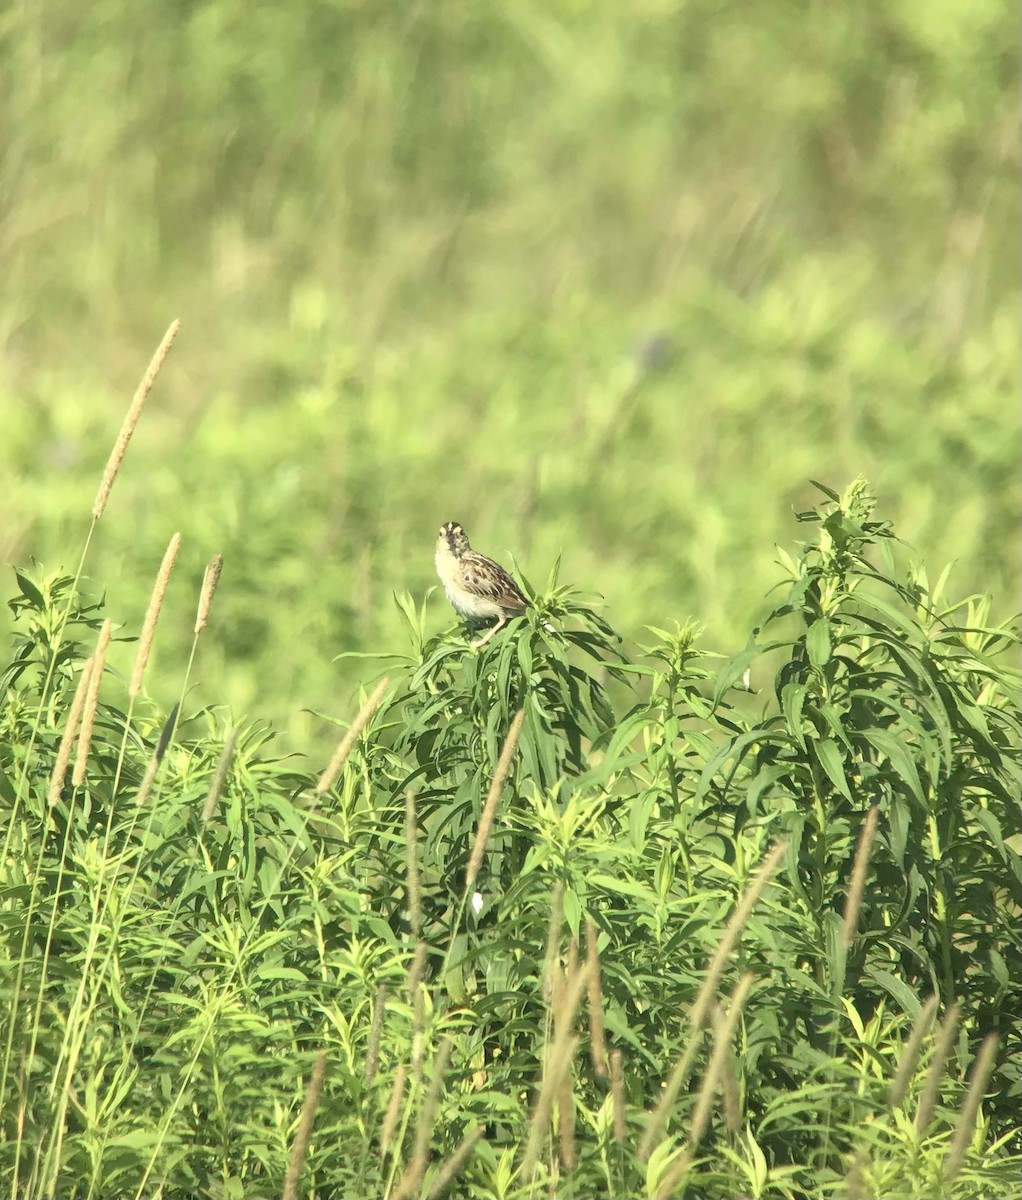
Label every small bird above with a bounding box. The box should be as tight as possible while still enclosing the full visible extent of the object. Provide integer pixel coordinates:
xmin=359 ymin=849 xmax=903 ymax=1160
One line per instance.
xmin=434 ymin=521 xmax=530 ymax=648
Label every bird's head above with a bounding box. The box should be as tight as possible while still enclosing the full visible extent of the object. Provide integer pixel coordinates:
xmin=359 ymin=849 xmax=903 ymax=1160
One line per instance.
xmin=437 ymin=521 xmax=471 ymax=558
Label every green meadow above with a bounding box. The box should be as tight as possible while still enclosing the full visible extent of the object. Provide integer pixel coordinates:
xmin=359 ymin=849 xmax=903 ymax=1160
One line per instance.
xmin=1 ymin=2 xmax=1019 ymax=1197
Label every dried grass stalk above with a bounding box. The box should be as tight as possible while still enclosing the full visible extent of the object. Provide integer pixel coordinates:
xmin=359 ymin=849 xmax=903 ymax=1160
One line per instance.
xmin=133 ymin=705 xmax=179 ymax=806
xmin=47 ymin=658 xmax=95 ymax=806
xmin=363 ymin=984 xmax=388 ymax=1087
xmin=656 ymin=1148 xmax=693 ymax=1200
xmin=135 ymin=755 xmax=160 ymax=807
xmin=405 ymin=788 xmax=422 ymax=939
xmin=842 ymin=804 xmax=879 ymax=947
xmin=282 ymin=1050 xmax=327 ymax=1200
xmin=557 ymin=1080 xmax=576 ymax=1169
xmin=887 ymin=995 xmax=939 ymax=1109
xmin=92 ymin=320 xmax=180 ymax=519
xmin=688 ymin=840 xmax=785 ymax=1032
xmin=406 ymin=941 xmax=428 ymax=1083
xmin=193 ymin=553 xmax=224 ymax=635
xmin=72 ymin=620 xmax=112 ymax=787
xmin=154 ymin=702 xmax=179 ymax=764
xmin=688 ymin=973 xmax=754 ymax=1148
xmin=915 ymin=1004 xmax=960 ymax=1135
xmin=710 ymin=1003 xmax=743 ymax=1131
xmin=201 ymin=728 xmax=238 ymax=823
xmin=639 ymin=842 xmax=785 ymax=1162
xmin=944 ymin=1033 xmax=998 ymax=1183
xmin=551 ymin=939 xmax=579 ymax=1045
xmin=542 ymin=882 xmax=565 ymax=1003
xmin=313 ymin=677 xmax=390 ymax=801
xmin=522 ymin=1034 xmax=580 ymax=1177
xmin=564 ymin=937 xmax=578 ymax=991
xmin=843 ymin=1148 xmax=868 ymax=1200
xmin=130 ymin=533 xmax=181 ymax=699
xmin=465 ymin=708 xmax=525 ymax=890
xmin=380 ymin=1065 xmax=408 ymax=1157
xmin=406 ymin=941 xmax=428 ymax=996
xmin=549 ymin=961 xmax=566 ymax=1031
xmin=585 ymin=917 xmax=608 ymax=1078
xmin=396 ymin=1039 xmax=453 ymax=1200
xmin=522 ymin=963 xmax=588 ymax=1175
xmin=641 ymin=1037 xmax=701 ymax=1165
xmin=610 ymin=1049 xmax=627 ymax=1145
xmin=425 ymin=1126 xmax=483 ymax=1200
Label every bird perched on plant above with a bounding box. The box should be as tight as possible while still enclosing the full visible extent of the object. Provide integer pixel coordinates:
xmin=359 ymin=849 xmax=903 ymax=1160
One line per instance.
xmin=434 ymin=521 xmax=530 ymax=648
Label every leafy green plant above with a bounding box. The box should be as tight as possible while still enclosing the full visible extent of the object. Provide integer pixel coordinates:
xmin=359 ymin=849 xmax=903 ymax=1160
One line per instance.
xmin=1 ymin=441 xmax=1019 ymax=1200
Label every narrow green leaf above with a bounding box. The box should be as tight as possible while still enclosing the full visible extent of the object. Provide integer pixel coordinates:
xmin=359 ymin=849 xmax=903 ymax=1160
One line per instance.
xmin=809 ymin=480 xmax=841 ymax=501
xmin=712 ymin=640 xmax=787 ymax=708
xmin=589 ymin=873 xmax=657 ymax=904
xmin=886 ymin=795 xmax=910 ymax=866
xmin=14 ymin=569 xmax=46 ymax=609
xmin=816 ymin=702 xmax=851 ymax=749
xmin=781 ymin=683 xmax=808 ymax=750
xmin=865 ymin=967 xmax=923 ymax=1014
xmin=861 ymin=729 xmax=925 ymax=806
xmin=806 ymin=619 xmax=831 ymax=667
xmin=971 ymin=806 xmax=1007 ymax=860
xmin=694 ymin=728 xmax=794 ymax=803
xmin=850 ymin=592 xmax=926 ymax=641
xmin=812 ymin=737 xmax=851 ymax=800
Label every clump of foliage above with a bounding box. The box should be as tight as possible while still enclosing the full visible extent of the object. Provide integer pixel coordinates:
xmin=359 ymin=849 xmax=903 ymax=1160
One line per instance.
xmin=2 ymin=2 xmax=1018 ymax=751
xmin=1 ymin=462 xmax=1019 ymax=1197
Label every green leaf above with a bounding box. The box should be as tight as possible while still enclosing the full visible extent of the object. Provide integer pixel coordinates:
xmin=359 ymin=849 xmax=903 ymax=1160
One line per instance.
xmin=812 ymin=737 xmax=851 ymax=800
xmin=746 ymin=763 xmax=802 ymax=816
xmin=806 ymin=618 xmax=831 ymax=667
xmin=694 ymin=728 xmax=794 ymax=804
xmin=712 ymin=640 xmax=788 ymax=708
xmin=810 ymin=480 xmax=842 ymax=502
xmin=816 ymin=702 xmax=851 ymax=749
xmin=865 ymin=967 xmax=924 ymax=1015
xmin=781 ymin=683 xmax=809 ymax=750
xmin=588 ymin=873 xmax=657 ymax=904
xmin=971 ymin=806 xmax=1007 ymax=860
xmin=861 ymin=729 xmax=925 ymax=807
xmin=824 ymin=910 xmax=847 ymax=998
xmin=849 ymin=591 xmax=926 ymax=641
xmin=596 ymin=707 xmax=651 ymax=766
xmin=13 ymin=569 xmax=46 ymax=610
xmin=886 ymin=795 xmax=910 ymax=867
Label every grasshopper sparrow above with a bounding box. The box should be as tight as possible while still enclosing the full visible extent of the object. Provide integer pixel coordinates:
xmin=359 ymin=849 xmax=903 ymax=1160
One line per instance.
xmin=435 ymin=521 xmax=529 ymax=647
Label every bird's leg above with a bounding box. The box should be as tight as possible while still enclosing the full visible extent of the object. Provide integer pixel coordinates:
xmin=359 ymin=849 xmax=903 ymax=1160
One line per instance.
xmin=471 ymin=614 xmax=507 ymax=649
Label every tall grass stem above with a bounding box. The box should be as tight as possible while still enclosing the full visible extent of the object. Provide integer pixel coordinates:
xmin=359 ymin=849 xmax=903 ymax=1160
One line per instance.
xmin=282 ymin=1051 xmax=328 ymax=1200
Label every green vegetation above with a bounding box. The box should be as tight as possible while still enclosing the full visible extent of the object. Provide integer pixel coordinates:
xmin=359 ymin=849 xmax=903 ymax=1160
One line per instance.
xmin=1 ymin=466 xmax=1020 ymax=1197
xmin=2 ymin=3 xmax=1019 ymax=1196
xmin=1 ymin=0 xmax=1018 ymax=751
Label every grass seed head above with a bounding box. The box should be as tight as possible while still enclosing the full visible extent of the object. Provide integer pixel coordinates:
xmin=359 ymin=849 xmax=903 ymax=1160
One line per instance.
xmin=92 ymin=320 xmax=180 ymax=520
xmin=130 ymin=532 xmax=181 ymax=699
xmin=194 ymin=553 xmax=224 ymax=635
xmin=48 ymin=657 xmax=95 ymax=806
xmin=72 ymin=619 xmax=112 ymax=787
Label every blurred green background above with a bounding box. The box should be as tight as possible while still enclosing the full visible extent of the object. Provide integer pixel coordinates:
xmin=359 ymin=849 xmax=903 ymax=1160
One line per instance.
xmin=1 ymin=0 xmax=1018 ymax=753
